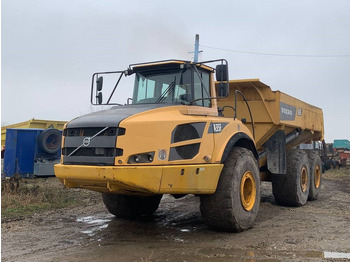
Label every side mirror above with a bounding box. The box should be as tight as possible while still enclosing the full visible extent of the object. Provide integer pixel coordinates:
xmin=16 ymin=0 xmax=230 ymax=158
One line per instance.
xmin=96 ymin=76 xmax=103 ymax=91
xmin=97 ymin=92 xmax=103 ymax=104
xmin=90 ymin=70 xmax=126 ymax=105
xmin=216 ymin=64 xmax=228 ymax=81
xmin=216 ymin=64 xmax=229 ymax=97
xmin=218 ymin=83 xmax=228 ymax=97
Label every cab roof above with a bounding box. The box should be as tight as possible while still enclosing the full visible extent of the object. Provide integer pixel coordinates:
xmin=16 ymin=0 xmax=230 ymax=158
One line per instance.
xmin=129 ymin=60 xmax=214 ymax=72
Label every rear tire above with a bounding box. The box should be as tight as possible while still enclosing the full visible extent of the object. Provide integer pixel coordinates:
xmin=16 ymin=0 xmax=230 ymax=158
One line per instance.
xmin=324 ymin=159 xmax=332 ymax=170
xmin=200 ymin=147 xmax=260 ymax=232
xmin=272 ymin=149 xmax=310 ymax=207
xmin=102 ymin=194 xmax=162 ymax=218
xmin=307 ymin=152 xmax=322 ymax=200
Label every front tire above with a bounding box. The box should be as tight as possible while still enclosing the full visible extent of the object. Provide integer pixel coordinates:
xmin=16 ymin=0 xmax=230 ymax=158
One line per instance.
xmin=102 ymin=194 xmax=162 ymax=218
xmin=200 ymin=147 xmax=260 ymax=232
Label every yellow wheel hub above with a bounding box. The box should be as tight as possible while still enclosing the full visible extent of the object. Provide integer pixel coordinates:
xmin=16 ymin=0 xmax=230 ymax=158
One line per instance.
xmin=240 ymin=171 xmax=256 ymax=211
xmin=300 ymin=167 xmax=308 ymax=192
xmin=314 ymin=165 xmax=321 ymax=189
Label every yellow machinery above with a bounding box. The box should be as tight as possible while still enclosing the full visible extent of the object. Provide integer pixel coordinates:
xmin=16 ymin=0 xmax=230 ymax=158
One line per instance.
xmin=218 ymin=79 xmax=323 ymax=150
xmin=55 ymin=59 xmax=324 ymax=232
xmin=2 ymin=119 xmax=66 ymax=147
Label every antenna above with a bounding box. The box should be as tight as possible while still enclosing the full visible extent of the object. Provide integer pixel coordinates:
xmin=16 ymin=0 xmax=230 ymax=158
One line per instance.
xmin=189 ymin=34 xmax=203 ymax=62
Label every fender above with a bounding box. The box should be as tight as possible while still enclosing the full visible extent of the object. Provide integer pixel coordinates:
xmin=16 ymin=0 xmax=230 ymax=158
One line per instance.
xmin=220 ymin=132 xmax=258 ymax=163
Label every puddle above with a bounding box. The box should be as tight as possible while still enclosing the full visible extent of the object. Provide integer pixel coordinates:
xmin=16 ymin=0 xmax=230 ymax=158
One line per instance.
xmin=324 ymin=251 xmax=350 ymax=259
xmin=174 ymin=237 xmax=185 ymax=243
xmin=76 ymin=214 xmax=113 ymax=237
xmin=302 ymin=251 xmax=350 ymax=259
xmin=76 ymin=216 xmax=111 ymax=225
xmin=195 ymin=248 xmax=350 ymax=261
xmin=72 ymin=211 xmax=350 ymax=261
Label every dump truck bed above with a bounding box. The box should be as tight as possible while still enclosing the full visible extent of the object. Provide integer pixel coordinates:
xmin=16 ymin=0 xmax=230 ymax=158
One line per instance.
xmin=216 ymin=79 xmax=324 ymax=151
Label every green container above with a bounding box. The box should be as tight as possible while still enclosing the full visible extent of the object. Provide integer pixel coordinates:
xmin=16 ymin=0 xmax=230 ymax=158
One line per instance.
xmin=333 ymin=139 xmax=350 ymax=150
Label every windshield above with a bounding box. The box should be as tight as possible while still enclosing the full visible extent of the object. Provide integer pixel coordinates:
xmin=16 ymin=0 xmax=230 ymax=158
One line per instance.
xmin=132 ymin=66 xmax=211 ymax=107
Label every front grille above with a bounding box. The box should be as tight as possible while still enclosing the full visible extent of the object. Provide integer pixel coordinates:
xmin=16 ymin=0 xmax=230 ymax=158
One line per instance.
xmin=64 ymin=127 xmax=125 ymax=137
xmin=62 ymin=127 xmax=124 ymax=166
xmin=63 ymin=147 xmax=123 ymax=157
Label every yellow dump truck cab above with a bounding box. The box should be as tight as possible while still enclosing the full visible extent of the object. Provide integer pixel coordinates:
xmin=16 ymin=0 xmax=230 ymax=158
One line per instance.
xmin=56 ymin=104 xmax=255 ymax=194
xmin=55 ymin=59 xmax=324 ymax=232
xmin=55 ymin=60 xmax=256 ymax=195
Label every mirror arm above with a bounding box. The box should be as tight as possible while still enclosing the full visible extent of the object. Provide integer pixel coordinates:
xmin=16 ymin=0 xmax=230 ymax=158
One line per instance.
xmin=106 ymin=72 xmax=125 ymax=104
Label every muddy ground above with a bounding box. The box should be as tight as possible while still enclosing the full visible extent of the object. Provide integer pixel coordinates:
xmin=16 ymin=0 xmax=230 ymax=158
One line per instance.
xmin=2 ymin=169 xmax=350 ymax=262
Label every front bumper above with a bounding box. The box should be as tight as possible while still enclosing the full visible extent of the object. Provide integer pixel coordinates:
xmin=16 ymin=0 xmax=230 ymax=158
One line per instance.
xmin=54 ymin=163 xmax=223 ymax=195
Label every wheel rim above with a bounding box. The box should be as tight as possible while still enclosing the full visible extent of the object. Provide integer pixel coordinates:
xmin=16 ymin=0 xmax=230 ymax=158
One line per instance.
xmin=300 ymin=167 xmax=308 ymax=192
xmin=240 ymin=171 xmax=256 ymax=211
xmin=314 ymin=165 xmax=321 ymax=189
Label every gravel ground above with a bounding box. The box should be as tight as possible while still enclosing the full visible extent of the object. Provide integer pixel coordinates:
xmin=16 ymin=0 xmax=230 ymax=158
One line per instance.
xmin=2 ymin=169 xmax=350 ymax=262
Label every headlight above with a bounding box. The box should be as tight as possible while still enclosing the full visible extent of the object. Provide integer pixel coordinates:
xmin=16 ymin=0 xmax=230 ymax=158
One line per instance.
xmin=128 ymin=152 xmax=155 ymax=164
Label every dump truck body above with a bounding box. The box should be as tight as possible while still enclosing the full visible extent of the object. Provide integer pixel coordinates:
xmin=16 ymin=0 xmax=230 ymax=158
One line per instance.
xmin=216 ymin=79 xmax=324 ymax=176
xmin=216 ymin=79 xmax=324 ymax=150
xmin=55 ymin=59 xmax=325 ymax=232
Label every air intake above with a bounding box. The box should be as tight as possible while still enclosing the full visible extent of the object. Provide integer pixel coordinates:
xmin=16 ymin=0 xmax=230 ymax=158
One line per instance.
xmin=171 ymin=122 xmax=206 ymax=143
xmin=169 ymin=143 xmax=201 ymax=161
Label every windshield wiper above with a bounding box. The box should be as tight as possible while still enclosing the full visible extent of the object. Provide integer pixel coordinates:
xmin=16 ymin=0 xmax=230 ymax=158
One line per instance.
xmin=155 ymin=79 xmax=176 ymax=104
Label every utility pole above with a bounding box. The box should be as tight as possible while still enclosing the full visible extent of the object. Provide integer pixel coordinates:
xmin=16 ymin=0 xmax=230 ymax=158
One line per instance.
xmin=193 ymin=34 xmax=202 ymax=62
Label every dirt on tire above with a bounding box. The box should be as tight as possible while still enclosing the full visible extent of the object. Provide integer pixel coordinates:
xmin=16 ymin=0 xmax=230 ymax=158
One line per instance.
xmin=200 ymin=147 xmax=260 ymax=232
xmin=272 ymin=149 xmax=310 ymax=206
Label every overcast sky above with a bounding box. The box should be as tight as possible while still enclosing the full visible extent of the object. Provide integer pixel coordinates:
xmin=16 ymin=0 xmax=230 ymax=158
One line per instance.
xmin=2 ymin=0 xmax=350 ymax=142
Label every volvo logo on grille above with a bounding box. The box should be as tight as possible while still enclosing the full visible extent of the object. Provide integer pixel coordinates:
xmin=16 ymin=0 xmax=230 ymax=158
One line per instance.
xmin=83 ymin=137 xmax=91 ymax=147
xmin=68 ymin=126 xmax=109 ymax=157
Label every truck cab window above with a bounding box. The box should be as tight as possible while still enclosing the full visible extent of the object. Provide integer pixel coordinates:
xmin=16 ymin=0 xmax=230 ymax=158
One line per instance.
xmin=132 ymin=66 xmax=211 ymax=107
xmin=193 ymin=70 xmax=210 ymax=107
xmin=133 ymin=76 xmax=156 ymax=103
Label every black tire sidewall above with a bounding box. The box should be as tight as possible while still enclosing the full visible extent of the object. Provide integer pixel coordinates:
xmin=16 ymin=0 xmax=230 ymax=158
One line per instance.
xmin=38 ymin=129 xmax=61 ymax=154
xmin=200 ymin=147 xmax=260 ymax=232
xmin=272 ymin=149 xmax=310 ymax=207
xmin=102 ymin=193 xmax=162 ymax=218
xmin=228 ymin=150 xmax=260 ymax=230
xmin=308 ymin=153 xmax=322 ymax=200
xmin=288 ymin=150 xmax=310 ymax=206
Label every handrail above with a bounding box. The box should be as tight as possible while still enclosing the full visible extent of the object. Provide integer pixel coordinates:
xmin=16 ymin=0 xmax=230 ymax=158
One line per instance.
xmin=234 ymin=90 xmax=255 ymax=140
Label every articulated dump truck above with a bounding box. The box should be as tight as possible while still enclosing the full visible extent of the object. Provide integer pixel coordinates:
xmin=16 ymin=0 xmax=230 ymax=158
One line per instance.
xmin=55 ymin=59 xmax=324 ymax=232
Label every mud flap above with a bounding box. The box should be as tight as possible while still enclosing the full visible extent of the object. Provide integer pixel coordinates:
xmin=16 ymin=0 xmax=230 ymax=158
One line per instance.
xmin=263 ymin=130 xmax=286 ymax=174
